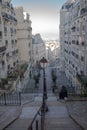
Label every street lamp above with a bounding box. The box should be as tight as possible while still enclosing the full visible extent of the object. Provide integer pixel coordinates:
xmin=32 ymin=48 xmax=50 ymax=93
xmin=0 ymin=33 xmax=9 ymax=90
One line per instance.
xmin=40 ymin=57 xmax=48 ymax=99
xmin=40 ymin=57 xmax=48 ymax=130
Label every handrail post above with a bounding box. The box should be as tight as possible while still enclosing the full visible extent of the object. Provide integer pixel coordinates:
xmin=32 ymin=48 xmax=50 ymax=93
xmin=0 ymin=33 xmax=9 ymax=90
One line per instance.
xmin=30 ymin=125 xmax=33 ymax=130
xmin=4 ymin=93 xmax=6 ymax=105
xmin=19 ymin=92 xmax=21 ymax=105
xmin=28 ymin=107 xmax=41 ymax=130
xmin=41 ymin=96 xmax=45 ymax=130
xmin=36 ymin=120 xmax=38 ymax=130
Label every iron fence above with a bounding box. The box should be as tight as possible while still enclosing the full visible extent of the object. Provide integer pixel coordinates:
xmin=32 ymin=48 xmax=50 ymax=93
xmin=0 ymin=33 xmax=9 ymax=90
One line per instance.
xmin=0 ymin=92 xmax=21 ymax=105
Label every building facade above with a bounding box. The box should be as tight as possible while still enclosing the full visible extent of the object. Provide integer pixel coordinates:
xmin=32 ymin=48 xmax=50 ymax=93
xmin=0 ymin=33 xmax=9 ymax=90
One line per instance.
xmin=32 ymin=34 xmax=46 ymax=67
xmin=60 ymin=0 xmax=87 ymax=92
xmin=15 ymin=7 xmax=32 ymax=68
xmin=0 ymin=0 xmax=18 ymax=78
xmin=45 ymin=40 xmax=60 ymax=66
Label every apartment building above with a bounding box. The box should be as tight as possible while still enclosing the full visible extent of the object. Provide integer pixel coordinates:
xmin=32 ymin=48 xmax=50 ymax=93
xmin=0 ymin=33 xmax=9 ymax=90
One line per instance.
xmin=60 ymin=0 xmax=87 ymax=92
xmin=15 ymin=7 xmax=32 ymax=68
xmin=0 ymin=0 xmax=18 ymax=78
xmin=32 ymin=34 xmax=46 ymax=67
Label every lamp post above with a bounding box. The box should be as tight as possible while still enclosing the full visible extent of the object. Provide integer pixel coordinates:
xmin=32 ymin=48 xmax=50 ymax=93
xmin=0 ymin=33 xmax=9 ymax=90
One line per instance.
xmin=40 ymin=57 xmax=48 ymax=130
xmin=40 ymin=57 xmax=48 ymax=99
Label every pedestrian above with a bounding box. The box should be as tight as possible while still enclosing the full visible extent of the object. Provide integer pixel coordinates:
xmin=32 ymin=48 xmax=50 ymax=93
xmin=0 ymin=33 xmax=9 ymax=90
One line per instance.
xmin=59 ymin=85 xmax=68 ymax=99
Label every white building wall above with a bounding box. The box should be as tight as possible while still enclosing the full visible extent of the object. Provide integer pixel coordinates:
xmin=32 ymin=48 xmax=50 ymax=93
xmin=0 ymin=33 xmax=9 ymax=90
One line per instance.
xmin=60 ymin=0 xmax=87 ymax=91
xmin=15 ymin=7 xmax=32 ymax=65
xmin=0 ymin=0 xmax=18 ymax=78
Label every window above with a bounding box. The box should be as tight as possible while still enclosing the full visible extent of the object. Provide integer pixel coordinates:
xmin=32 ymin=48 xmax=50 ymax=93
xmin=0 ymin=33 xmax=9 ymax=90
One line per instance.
xmin=4 ymin=27 xmax=7 ymax=33
xmin=15 ymin=40 xmax=17 ymax=43
xmin=76 ymin=40 xmax=79 ymax=45
xmin=11 ymin=40 xmax=14 ymax=44
xmin=82 ymin=41 xmax=85 ymax=46
xmin=14 ymin=29 xmax=16 ymax=34
xmin=76 ymin=54 xmax=78 ymax=59
xmin=13 ymin=62 xmax=15 ymax=66
xmin=77 ymin=27 xmax=79 ymax=31
xmin=80 ymin=70 xmax=84 ymax=75
xmin=8 ymin=65 xmax=10 ymax=69
xmin=10 ymin=28 xmax=13 ymax=35
xmin=5 ymin=40 xmax=8 ymax=46
xmin=11 ymin=40 xmax=14 ymax=48
xmin=0 ymin=32 xmax=2 ymax=39
xmin=28 ymin=43 xmax=30 ymax=47
xmin=16 ymin=49 xmax=18 ymax=53
xmin=0 ymin=17 xmax=1 ymax=24
xmin=82 ymin=25 xmax=85 ymax=31
xmin=81 ymin=56 xmax=84 ymax=61
xmin=72 ymin=40 xmax=75 ymax=44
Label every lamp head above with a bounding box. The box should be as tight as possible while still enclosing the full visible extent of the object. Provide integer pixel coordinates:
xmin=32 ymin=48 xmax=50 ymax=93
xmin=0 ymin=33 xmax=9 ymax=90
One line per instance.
xmin=40 ymin=57 xmax=48 ymax=68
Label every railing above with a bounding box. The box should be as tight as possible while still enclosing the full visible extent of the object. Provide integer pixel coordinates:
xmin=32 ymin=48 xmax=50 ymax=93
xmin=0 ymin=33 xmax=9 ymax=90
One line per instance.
xmin=0 ymin=90 xmax=39 ymax=106
xmin=0 ymin=92 xmax=21 ymax=105
xmin=28 ymin=106 xmax=42 ymax=130
xmin=2 ymin=12 xmax=17 ymax=22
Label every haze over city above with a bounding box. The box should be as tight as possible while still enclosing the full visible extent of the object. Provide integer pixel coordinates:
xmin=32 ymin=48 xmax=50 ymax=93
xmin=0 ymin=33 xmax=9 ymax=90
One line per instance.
xmin=12 ymin=0 xmax=67 ymax=40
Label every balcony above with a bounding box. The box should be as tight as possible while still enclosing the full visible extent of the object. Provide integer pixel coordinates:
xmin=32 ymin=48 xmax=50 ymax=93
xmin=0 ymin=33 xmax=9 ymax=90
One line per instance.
xmin=1 ymin=1 xmax=14 ymax=11
xmin=2 ymin=12 xmax=17 ymax=23
xmin=0 ymin=46 xmax=6 ymax=53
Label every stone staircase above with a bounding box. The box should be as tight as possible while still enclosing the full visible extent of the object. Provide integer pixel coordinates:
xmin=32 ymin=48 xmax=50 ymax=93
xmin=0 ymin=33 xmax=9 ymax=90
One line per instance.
xmin=44 ymin=96 xmax=81 ymax=130
xmin=5 ymin=95 xmax=82 ymax=130
xmin=5 ymin=99 xmax=42 ymax=130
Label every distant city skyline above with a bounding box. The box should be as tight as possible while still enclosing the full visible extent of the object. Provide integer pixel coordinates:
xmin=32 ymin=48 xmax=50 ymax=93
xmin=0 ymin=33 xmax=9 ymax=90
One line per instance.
xmin=12 ymin=0 xmax=67 ymax=40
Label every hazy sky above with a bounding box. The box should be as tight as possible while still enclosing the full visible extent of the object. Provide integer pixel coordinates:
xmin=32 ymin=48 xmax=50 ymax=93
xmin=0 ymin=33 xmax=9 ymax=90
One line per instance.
xmin=12 ymin=0 xmax=67 ymax=40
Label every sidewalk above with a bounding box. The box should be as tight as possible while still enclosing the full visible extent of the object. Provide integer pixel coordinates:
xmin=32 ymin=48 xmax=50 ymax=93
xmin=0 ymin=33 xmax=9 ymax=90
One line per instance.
xmin=5 ymin=101 xmax=42 ymax=130
xmin=66 ymin=100 xmax=87 ymax=130
xmin=0 ymin=106 xmax=22 ymax=130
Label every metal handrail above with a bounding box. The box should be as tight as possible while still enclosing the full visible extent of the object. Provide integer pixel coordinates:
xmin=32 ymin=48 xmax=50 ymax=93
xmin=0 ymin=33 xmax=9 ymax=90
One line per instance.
xmin=28 ymin=106 xmax=42 ymax=130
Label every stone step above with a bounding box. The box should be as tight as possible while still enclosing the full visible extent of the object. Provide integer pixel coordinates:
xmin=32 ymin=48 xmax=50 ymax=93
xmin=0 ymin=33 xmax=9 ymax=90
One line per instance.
xmin=45 ymin=118 xmax=81 ymax=130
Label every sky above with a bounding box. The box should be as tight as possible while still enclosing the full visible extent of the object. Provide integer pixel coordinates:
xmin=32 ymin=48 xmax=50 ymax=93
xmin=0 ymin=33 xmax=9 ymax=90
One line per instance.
xmin=12 ymin=0 xmax=67 ymax=40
